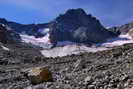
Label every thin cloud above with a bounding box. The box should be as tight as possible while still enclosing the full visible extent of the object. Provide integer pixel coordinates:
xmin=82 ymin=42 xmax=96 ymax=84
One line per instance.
xmin=0 ymin=0 xmax=39 ymax=10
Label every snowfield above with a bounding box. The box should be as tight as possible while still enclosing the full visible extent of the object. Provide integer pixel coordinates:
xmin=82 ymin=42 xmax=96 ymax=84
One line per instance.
xmin=20 ymin=30 xmax=133 ymax=57
xmin=40 ymin=45 xmax=108 ymax=57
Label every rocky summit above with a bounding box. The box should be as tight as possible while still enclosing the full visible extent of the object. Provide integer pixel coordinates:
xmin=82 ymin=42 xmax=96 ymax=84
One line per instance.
xmin=49 ymin=8 xmax=116 ymax=44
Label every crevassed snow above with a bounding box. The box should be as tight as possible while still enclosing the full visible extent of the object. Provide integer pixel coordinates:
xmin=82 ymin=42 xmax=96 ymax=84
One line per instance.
xmin=20 ymin=28 xmax=53 ymax=48
xmin=20 ymin=28 xmax=51 ymax=47
xmin=20 ymin=34 xmax=50 ymax=43
xmin=20 ymin=33 xmax=52 ymax=48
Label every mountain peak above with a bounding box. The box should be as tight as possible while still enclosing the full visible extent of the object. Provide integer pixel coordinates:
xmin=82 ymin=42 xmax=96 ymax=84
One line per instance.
xmin=49 ymin=8 xmax=116 ymax=45
xmin=65 ymin=8 xmax=87 ymax=15
xmin=56 ymin=8 xmax=91 ymax=23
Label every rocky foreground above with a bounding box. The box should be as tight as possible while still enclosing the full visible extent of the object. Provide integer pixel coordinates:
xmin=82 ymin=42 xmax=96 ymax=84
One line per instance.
xmin=0 ymin=42 xmax=133 ymax=89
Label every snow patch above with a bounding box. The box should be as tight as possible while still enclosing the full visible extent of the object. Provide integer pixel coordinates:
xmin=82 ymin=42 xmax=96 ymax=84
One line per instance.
xmin=38 ymin=28 xmax=50 ymax=35
xmin=1 ymin=45 xmax=10 ymax=51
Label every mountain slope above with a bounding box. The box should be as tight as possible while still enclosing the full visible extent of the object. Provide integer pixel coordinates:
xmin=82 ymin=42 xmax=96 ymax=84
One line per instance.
xmin=109 ymin=21 xmax=133 ymax=35
xmin=0 ymin=18 xmax=49 ymax=37
xmin=0 ymin=9 xmax=117 ymax=47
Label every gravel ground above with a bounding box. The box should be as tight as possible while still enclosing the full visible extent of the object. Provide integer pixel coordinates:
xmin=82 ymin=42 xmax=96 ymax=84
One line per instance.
xmin=0 ymin=43 xmax=133 ymax=89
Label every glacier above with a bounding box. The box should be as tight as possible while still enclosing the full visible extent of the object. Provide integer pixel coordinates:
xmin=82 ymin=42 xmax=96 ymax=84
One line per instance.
xmin=20 ymin=28 xmax=133 ymax=57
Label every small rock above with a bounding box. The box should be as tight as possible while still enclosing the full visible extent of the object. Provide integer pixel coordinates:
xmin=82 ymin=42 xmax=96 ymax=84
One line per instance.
xmin=121 ymin=75 xmax=129 ymax=81
xmin=84 ymin=76 xmax=93 ymax=84
xmin=85 ymin=76 xmax=92 ymax=82
xmin=87 ymin=85 xmax=95 ymax=89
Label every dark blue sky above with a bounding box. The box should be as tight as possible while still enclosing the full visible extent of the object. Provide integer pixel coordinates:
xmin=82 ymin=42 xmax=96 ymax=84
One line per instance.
xmin=0 ymin=0 xmax=133 ymax=27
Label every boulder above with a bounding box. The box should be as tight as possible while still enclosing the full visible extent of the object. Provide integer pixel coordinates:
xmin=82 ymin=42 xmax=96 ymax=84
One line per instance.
xmin=27 ymin=67 xmax=53 ymax=85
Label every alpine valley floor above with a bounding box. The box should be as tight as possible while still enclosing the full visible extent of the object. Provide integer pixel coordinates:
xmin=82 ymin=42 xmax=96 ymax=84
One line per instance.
xmin=0 ymin=42 xmax=133 ymax=89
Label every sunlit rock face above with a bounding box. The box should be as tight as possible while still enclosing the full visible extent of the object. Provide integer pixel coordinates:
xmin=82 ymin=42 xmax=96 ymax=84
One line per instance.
xmin=49 ymin=8 xmax=116 ymax=45
xmin=128 ymin=28 xmax=133 ymax=39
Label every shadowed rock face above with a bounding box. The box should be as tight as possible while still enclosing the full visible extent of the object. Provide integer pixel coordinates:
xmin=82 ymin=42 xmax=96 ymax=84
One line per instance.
xmin=0 ymin=24 xmax=21 ymax=44
xmin=0 ymin=26 xmax=7 ymax=43
xmin=0 ymin=25 xmax=9 ymax=44
xmin=128 ymin=28 xmax=133 ymax=38
xmin=49 ymin=8 xmax=116 ymax=44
